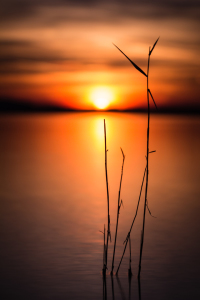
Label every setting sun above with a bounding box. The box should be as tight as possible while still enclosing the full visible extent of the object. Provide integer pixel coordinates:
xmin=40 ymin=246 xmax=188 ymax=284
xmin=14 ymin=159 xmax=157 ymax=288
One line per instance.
xmin=90 ymin=86 xmax=114 ymax=109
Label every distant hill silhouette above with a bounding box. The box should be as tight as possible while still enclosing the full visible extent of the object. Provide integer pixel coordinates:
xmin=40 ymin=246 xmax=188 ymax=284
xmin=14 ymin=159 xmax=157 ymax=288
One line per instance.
xmin=0 ymin=98 xmax=199 ymax=114
xmin=0 ymin=99 xmax=75 ymax=113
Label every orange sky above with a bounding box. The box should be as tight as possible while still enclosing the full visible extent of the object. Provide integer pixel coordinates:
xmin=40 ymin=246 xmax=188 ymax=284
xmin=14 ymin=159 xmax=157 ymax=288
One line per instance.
xmin=0 ymin=1 xmax=199 ymax=111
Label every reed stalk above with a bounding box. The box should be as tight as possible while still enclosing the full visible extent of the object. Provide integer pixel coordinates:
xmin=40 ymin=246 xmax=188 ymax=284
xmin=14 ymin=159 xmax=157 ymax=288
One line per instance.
xmin=103 ymin=119 xmax=111 ymax=275
xmin=103 ymin=273 xmax=107 ymax=300
xmin=104 ymin=224 xmax=105 ymax=266
xmin=113 ymin=37 xmax=159 ymax=277
xmin=137 ymin=48 xmax=151 ymax=278
xmin=128 ymin=269 xmax=132 ymax=300
xmin=138 ymin=277 xmax=141 ymax=300
xmin=128 ymin=236 xmax=132 ymax=277
xmin=115 ymin=166 xmax=146 ymax=275
xmin=111 ymin=148 xmax=125 ymax=275
xmin=100 ymin=224 xmax=106 ymax=271
xmin=102 ymin=224 xmax=106 ymax=270
xmin=138 ymin=37 xmax=159 ymax=278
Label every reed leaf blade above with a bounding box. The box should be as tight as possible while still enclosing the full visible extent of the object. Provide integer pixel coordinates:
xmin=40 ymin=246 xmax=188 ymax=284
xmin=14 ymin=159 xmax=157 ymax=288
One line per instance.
xmin=113 ymin=43 xmax=147 ymax=77
xmin=148 ymin=89 xmax=158 ymax=109
xmin=150 ymin=37 xmax=159 ymax=56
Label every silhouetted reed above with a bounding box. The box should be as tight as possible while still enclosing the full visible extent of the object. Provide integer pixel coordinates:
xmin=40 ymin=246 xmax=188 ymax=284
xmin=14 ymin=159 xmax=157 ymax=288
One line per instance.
xmin=113 ymin=37 xmax=159 ymax=278
xmin=103 ymin=119 xmax=111 ymax=275
xmin=103 ymin=273 xmax=107 ymax=300
xmin=111 ymin=148 xmax=125 ymax=275
xmin=128 ymin=270 xmax=132 ymax=300
xmin=137 ymin=37 xmax=159 ymax=278
xmin=116 ymin=166 xmax=146 ymax=275
xmin=138 ymin=277 xmax=142 ymax=300
xmin=128 ymin=236 xmax=132 ymax=277
xmin=111 ymin=274 xmax=115 ymax=300
xmin=100 ymin=224 xmax=106 ymax=271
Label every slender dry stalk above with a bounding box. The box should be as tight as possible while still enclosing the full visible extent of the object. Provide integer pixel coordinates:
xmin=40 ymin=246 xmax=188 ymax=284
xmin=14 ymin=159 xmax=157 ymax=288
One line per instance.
xmin=103 ymin=273 xmax=107 ymax=300
xmin=128 ymin=270 xmax=132 ymax=300
xmin=104 ymin=224 xmax=105 ymax=266
xmin=103 ymin=119 xmax=111 ymax=275
xmin=115 ymin=166 xmax=146 ymax=275
xmin=113 ymin=38 xmax=159 ymax=277
xmin=111 ymin=148 xmax=125 ymax=275
xmin=138 ymin=38 xmax=159 ymax=278
xmin=102 ymin=225 xmax=106 ymax=269
xmin=138 ymin=277 xmax=141 ymax=300
xmin=111 ymin=274 xmax=115 ymax=300
xmin=137 ymin=48 xmax=151 ymax=278
xmin=100 ymin=224 xmax=106 ymax=271
xmin=128 ymin=236 xmax=132 ymax=277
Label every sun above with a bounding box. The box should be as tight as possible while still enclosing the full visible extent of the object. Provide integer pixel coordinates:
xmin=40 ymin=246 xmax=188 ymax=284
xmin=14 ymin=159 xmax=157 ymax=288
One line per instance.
xmin=90 ymin=86 xmax=114 ymax=109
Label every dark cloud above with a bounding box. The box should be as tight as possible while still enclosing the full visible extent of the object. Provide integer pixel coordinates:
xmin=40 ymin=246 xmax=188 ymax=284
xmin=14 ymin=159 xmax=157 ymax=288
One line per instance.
xmin=107 ymin=57 xmax=199 ymax=72
xmin=1 ymin=0 xmax=200 ymax=23
xmin=0 ymin=38 xmax=73 ymax=74
xmin=0 ymin=39 xmax=33 ymax=47
xmin=106 ymin=58 xmax=147 ymax=69
xmin=0 ymin=38 xmax=72 ymax=62
xmin=0 ymin=37 xmax=105 ymax=74
xmin=0 ymin=66 xmax=45 ymax=75
xmin=1 ymin=0 xmax=199 ymax=108
xmin=0 ymin=54 xmax=70 ymax=64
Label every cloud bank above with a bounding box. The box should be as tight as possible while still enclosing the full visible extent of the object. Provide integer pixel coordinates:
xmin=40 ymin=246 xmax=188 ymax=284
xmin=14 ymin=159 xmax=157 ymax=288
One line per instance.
xmin=0 ymin=0 xmax=200 ymax=109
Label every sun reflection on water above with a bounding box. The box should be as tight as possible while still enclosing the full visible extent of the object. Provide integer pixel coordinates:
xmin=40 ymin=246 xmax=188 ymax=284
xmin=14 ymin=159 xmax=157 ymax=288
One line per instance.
xmin=95 ymin=118 xmax=104 ymax=141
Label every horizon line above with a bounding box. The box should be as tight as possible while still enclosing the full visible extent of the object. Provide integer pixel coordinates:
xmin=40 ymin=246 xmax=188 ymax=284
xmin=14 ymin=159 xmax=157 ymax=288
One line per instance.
xmin=0 ymin=100 xmax=200 ymax=114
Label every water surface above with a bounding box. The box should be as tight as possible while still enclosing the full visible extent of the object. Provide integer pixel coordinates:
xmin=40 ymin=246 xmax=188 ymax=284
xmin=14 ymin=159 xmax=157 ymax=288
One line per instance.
xmin=0 ymin=113 xmax=200 ymax=299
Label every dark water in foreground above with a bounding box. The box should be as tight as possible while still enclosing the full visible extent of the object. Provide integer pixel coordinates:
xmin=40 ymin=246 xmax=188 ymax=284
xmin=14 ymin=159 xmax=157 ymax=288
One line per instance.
xmin=0 ymin=113 xmax=200 ymax=299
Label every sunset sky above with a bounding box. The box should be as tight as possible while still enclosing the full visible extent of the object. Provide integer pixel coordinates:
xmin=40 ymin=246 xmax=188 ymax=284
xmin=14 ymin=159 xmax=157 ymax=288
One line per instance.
xmin=0 ymin=0 xmax=199 ymax=111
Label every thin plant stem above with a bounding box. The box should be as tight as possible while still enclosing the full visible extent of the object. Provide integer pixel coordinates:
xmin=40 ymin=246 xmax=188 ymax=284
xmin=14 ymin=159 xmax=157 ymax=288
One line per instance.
xmin=111 ymin=148 xmax=125 ymax=274
xmin=129 ymin=236 xmax=132 ymax=270
xmin=111 ymin=274 xmax=115 ymax=300
xmin=103 ymin=274 xmax=107 ymax=300
xmin=138 ymin=277 xmax=141 ymax=300
xmin=103 ymin=119 xmax=111 ymax=273
xmin=116 ymin=166 xmax=146 ymax=275
xmin=128 ymin=271 xmax=132 ymax=300
xmin=116 ymin=238 xmax=128 ymax=276
xmin=128 ymin=236 xmax=132 ymax=277
xmin=113 ymin=37 xmax=159 ymax=277
xmin=137 ymin=38 xmax=159 ymax=277
xmin=137 ymin=48 xmax=151 ymax=279
xmin=103 ymin=224 xmax=105 ymax=269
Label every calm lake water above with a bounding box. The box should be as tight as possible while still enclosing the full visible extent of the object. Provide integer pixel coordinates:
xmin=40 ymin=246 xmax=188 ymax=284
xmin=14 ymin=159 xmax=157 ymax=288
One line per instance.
xmin=0 ymin=112 xmax=200 ymax=299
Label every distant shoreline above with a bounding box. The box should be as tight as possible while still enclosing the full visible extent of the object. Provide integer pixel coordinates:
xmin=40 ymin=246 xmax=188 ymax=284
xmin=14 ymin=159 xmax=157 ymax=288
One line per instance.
xmin=0 ymin=100 xmax=200 ymax=115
